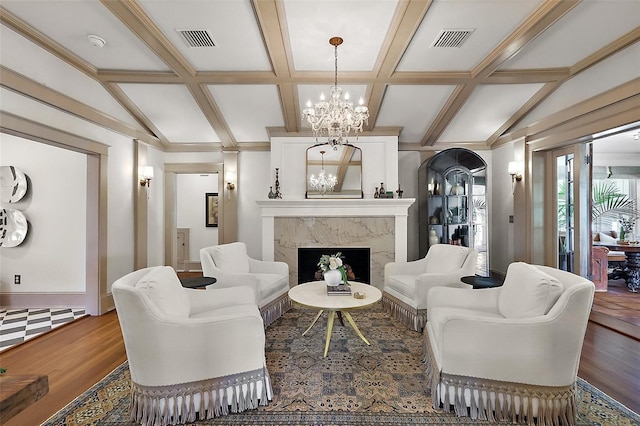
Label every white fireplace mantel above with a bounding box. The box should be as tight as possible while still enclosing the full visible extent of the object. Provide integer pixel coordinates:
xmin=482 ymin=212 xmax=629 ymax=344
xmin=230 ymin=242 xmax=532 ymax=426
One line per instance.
xmin=257 ymin=198 xmax=415 ymax=263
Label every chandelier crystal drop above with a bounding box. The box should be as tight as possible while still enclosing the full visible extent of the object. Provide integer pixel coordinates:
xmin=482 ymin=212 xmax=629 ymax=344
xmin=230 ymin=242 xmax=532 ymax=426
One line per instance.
xmin=302 ymin=37 xmax=369 ymax=149
xmin=309 ymin=150 xmax=337 ymax=195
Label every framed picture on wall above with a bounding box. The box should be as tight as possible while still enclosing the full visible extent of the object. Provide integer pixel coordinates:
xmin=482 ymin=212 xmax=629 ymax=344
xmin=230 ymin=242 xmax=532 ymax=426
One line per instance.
xmin=205 ymin=192 xmax=218 ymax=227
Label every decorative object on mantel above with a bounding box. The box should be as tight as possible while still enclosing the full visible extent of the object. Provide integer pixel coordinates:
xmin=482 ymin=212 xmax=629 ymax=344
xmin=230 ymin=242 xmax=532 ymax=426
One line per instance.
xmin=396 ymin=185 xmax=403 ymax=198
xmin=375 ymin=183 xmax=395 ymax=198
xmin=273 ymin=168 xmax=282 ymax=199
xmin=268 ymin=186 xmax=275 ymax=199
xmin=301 ymin=37 xmax=369 ymax=149
xmin=317 ymin=252 xmax=349 ymax=287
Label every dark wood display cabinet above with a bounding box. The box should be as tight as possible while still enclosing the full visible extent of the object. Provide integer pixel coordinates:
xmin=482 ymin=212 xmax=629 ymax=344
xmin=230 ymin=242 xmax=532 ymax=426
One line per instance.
xmin=419 ymin=148 xmax=488 ymax=276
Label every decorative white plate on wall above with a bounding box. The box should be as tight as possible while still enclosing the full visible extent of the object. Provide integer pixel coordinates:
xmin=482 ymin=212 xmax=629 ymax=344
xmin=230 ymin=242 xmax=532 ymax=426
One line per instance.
xmin=0 ymin=166 xmax=28 ymax=203
xmin=0 ymin=208 xmax=28 ymax=247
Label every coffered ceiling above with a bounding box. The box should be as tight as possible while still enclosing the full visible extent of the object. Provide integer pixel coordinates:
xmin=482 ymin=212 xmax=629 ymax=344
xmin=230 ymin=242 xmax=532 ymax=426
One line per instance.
xmin=1 ymin=0 xmax=639 ymax=153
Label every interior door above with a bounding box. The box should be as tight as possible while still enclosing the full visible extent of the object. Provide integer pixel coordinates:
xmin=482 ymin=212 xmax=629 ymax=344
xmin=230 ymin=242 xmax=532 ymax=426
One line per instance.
xmin=177 ymin=228 xmax=189 ymax=271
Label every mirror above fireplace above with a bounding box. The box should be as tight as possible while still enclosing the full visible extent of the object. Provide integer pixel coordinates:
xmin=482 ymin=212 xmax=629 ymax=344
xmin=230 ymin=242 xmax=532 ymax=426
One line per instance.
xmin=306 ymin=143 xmax=363 ymax=199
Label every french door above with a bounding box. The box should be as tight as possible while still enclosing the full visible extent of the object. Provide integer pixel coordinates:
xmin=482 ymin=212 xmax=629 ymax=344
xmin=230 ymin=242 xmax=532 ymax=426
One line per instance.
xmin=550 ymin=144 xmax=591 ymax=276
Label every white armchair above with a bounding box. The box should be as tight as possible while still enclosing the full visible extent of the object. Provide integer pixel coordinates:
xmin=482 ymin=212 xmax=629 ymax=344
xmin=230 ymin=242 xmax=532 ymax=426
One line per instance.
xmin=200 ymin=242 xmax=291 ymax=327
xmin=112 ymin=266 xmax=272 ymax=425
xmin=424 ymin=262 xmax=595 ymax=425
xmin=382 ymin=244 xmax=477 ymax=331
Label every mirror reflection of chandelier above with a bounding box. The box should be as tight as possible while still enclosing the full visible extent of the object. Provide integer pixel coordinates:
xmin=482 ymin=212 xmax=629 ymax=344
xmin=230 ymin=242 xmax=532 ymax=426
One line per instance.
xmin=309 ymin=150 xmax=337 ymax=195
xmin=302 ymin=37 xmax=369 ymax=149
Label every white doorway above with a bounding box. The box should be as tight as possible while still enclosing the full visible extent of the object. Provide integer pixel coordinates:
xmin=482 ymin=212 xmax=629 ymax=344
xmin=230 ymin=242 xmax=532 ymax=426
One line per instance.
xmin=175 ymin=173 xmax=219 ymax=271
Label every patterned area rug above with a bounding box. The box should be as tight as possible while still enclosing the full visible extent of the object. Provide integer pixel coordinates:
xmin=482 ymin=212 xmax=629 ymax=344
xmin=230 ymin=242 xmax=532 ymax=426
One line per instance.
xmin=44 ymin=306 xmax=640 ymax=425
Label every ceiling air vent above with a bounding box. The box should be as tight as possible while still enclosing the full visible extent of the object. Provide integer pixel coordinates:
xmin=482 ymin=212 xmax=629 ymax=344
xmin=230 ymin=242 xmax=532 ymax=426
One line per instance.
xmin=177 ymin=29 xmax=216 ymax=48
xmin=431 ymin=29 xmax=474 ymax=48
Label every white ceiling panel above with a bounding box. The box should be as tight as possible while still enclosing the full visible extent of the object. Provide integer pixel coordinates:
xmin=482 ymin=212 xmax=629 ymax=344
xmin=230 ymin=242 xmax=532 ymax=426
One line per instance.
xmin=0 ymin=24 xmax=143 ymax=129
xmin=398 ymin=0 xmax=541 ymax=71
xmin=207 ymin=84 xmax=284 ymax=142
xmin=592 ymin=127 xmax=640 ymax=157
xmin=516 ymin=41 xmax=640 ymax=130
xmin=440 ymin=83 xmax=544 ymax=142
xmin=1 ymin=0 xmax=169 ymax=71
xmin=376 ymin=85 xmax=455 ymax=143
xmin=284 ymin=0 xmax=398 ymax=71
xmin=500 ymin=1 xmax=640 ymax=70
xmin=118 ymin=84 xmax=219 ymax=143
xmin=137 ymin=0 xmax=271 ymax=71
xmin=0 ymin=87 xmax=135 ymax=144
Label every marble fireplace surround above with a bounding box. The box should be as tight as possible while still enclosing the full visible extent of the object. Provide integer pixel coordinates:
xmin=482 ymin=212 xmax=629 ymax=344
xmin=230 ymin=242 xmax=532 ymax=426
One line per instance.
xmin=256 ymin=199 xmax=415 ymax=289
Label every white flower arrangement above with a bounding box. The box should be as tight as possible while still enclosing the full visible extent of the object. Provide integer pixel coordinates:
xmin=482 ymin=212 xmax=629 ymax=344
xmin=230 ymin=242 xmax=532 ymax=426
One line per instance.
xmin=317 ymin=252 xmax=344 ymax=272
xmin=317 ymin=252 xmax=349 ymax=285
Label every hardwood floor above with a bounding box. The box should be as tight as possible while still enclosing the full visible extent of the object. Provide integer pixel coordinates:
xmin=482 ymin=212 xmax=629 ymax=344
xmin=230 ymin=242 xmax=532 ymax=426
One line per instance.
xmin=0 ymin=291 xmax=638 ymax=425
xmin=0 ymin=312 xmax=126 ymax=426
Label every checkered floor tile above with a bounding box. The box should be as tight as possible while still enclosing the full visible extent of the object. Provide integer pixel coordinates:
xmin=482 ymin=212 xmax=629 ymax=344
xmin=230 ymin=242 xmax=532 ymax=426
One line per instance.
xmin=0 ymin=307 xmax=86 ymax=352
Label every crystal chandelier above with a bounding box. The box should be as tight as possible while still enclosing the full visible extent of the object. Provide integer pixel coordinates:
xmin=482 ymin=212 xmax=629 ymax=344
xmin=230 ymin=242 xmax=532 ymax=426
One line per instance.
xmin=302 ymin=37 xmax=369 ymax=149
xmin=309 ymin=150 xmax=337 ymax=195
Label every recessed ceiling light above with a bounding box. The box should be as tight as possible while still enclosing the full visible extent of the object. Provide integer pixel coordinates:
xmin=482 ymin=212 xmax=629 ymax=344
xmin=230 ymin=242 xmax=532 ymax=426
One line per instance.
xmin=87 ymin=34 xmax=106 ymax=48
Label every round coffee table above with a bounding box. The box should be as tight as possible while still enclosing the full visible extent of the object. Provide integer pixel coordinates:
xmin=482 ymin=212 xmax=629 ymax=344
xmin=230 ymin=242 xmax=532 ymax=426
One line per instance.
xmin=288 ymin=281 xmax=382 ymax=357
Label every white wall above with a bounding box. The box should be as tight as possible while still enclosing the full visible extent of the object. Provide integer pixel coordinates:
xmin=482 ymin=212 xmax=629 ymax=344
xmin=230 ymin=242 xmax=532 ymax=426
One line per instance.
xmin=238 ymin=151 xmax=271 ymax=259
xmin=146 ymin=145 xmax=165 ymax=266
xmin=176 ymin=173 xmax=219 ymax=262
xmin=0 ymin=134 xmax=86 ymax=292
xmin=490 ymin=143 xmax=516 ymax=275
xmin=105 ymin=137 xmax=136 ymax=291
xmin=398 ymin=151 xmax=420 ymax=261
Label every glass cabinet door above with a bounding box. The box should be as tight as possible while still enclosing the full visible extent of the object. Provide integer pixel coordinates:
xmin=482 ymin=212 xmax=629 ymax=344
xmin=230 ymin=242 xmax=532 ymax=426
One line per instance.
xmin=444 ymin=168 xmax=469 ymax=246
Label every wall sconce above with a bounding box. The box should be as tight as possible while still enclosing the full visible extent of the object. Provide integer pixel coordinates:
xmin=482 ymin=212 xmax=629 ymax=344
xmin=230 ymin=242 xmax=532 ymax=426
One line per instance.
xmin=225 ymin=171 xmax=236 ymax=200
xmin=508 ymin=161 xmax=522 ymax=194
xmin=225 ymin=171 xmax=236 ymax=191
xmin=139 ymin=166 xmax=154 ymax=187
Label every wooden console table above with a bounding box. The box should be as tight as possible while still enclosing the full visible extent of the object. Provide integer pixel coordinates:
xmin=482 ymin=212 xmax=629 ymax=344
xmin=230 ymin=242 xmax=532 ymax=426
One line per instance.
xmin=0 ymin=374 xmax=48 ymax=422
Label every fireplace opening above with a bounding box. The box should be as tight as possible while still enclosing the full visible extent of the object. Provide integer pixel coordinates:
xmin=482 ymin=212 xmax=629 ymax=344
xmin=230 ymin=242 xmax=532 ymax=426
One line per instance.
xmin=298 ymin=247 xmax=371 ymax=285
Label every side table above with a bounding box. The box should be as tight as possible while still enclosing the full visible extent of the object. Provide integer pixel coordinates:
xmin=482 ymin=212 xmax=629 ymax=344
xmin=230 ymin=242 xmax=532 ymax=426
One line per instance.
xmin=461 ymin=275 xmax=503 ymax=289
xmin=179 ymin=276 xmax=217 ymax=289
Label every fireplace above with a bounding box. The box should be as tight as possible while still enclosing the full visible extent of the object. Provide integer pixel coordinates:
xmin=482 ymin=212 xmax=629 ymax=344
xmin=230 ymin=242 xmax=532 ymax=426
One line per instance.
xmin=298 ymin=247 xmax=371 ymax=285
xmin=256 ymin=198 xmax=415 ymax=290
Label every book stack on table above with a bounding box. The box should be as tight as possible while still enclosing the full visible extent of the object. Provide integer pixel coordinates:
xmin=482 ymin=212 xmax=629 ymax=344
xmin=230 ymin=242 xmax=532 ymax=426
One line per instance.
xmin=327 ymin=284 xmax=352 ymax=295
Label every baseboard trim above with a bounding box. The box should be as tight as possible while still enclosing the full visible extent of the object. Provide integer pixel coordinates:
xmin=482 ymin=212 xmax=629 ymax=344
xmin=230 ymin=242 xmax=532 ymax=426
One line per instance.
xmin=0 ymin=292 xmax=85 ymax=308
xmin=589 ymin=310 xmax=640 ymax=341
